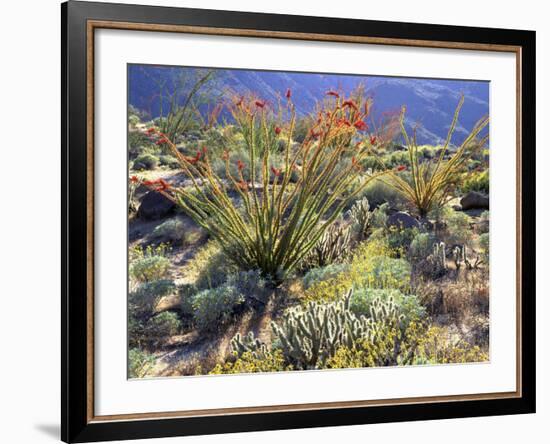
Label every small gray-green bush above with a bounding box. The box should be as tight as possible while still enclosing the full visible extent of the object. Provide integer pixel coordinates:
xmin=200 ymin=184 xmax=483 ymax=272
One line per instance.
xmin=191 ymin=285 xmax=245 ymax=331
xmin=133 ymin=152 xmax=159 ymax=170
xmin=130 ymin=255 xmax=171 ymax=283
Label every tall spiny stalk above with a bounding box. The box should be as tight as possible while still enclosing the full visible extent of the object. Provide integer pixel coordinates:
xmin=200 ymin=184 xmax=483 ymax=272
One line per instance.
xmin=381 ymin=96 xmax=489 ymax=217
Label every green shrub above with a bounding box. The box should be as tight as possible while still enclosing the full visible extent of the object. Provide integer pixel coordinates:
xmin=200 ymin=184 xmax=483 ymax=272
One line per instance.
xmin=130 ymin=279 xmax=176 ymax=315
xmin=304 ymin=237 xmax=411 ymax=303
xmin=409 ymin=232 xmax=438 ymax=260
xmin=128 ymin=348 xmax=155 ymax=378
xmin=461 ymin=169 xmax=489 ymax=194
xmin=479 ymin=232 xmax=490 ymax=263
xmin=302 ymin=263 xmax=350 ymax=290
xmin=144 ymin=311 xmax=182 ymax=345
xmin=133 ymin=152 xmax=159 ymax=170
xmin=150 ymin=218 xmax=186 ymax=243
xmin=159 ymin=154 xmax=180 ymax=168
xmin=445 ymin=211 xmax=472 ymax=245
xmin=387 ymin=226 xmax=420 ymax=255
xmin=130 ymin=255 xmax=171 ymax=283
xmin=210 ymin=350 xmax=291 ymax=374
xmin=371 ymin=202 xmax=390 ymax=229
xmin=359 ymin=178 xmax=404 ymax=208
xmin=477 ymin=210 xmax=490 ymax=234
xmin=191 ymin=285 xmax=245 ymax=331
xmin=186 ymin=241 xmax=238 ymax=290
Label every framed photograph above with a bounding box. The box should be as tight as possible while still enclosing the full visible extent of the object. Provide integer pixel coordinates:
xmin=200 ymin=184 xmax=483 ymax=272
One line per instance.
xmin=62 ymin=1 xmax=536 ymax=442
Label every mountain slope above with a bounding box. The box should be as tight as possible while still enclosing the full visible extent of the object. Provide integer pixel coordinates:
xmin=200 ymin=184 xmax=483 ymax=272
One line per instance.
xmin=128 ymin=65 xmax=489 ymax=145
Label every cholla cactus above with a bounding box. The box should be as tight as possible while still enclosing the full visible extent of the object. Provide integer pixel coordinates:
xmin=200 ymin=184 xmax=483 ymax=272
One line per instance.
xmin=432 ymin=242 xmax=447 ymax=272
xmin=230 ymin=332 xmax=269 ymax=360
xmin=348 ymin=197 xmax=372 ymax=241
xmin=302 ymin=221 xmax=351 ymax=268
xmin=271 ymin=289 xmax=375 ymax=369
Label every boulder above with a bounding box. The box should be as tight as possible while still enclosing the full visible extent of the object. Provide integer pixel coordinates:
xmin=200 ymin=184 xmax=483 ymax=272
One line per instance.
xmin=460 ymin=191 xmax=489 ymax=210
xmin=387 ymin=212 xmax=420 ymax=230
xmin=137 ymin=191 xmax=176 ymax=220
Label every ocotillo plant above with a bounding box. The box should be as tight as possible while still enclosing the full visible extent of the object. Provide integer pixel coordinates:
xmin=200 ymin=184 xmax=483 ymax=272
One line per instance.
xmin=380 ymin=96 xmax=490 ymax=217
xmin=139 ymin=90 xmax=384 ymax=283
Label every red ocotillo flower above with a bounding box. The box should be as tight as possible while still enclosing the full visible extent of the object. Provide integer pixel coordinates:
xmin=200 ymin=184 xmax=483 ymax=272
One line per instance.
xmin=143 ymin=179 xmax=156 ymax=186
xmin=157 ymin=178 xmax=171 ymax=191
xmin=353 ymin=120 xmax=368 ymax=131
xmin=285 ymin=88 xmax=291 ymax=100
xmin=271 ymin=166 xmax=281 ymax=177
xmin=370 ymin=135 xmax=377 ymax=145
xmin=396 ymin=164 xmax=407 ymax=172
xmin=130 ymin=175 xmax=139 ymax=183
xmin=342 ymin=99 xmax=358 ymax=111
xmin=326 ymin=90 xmax=340 ymax=98
xmin=156 ymin=137 xmax=168 ymax=145
xmin=146 ymin=127 xmax=156 ymax=134
xmin=337 ymin=118 xmax=351 ymax=128
xmin=309 ymin=129 xmax=321 ymax=139
xmin=274 ymin=126 xmax=282 ymax=135
xmin=237 ymin=160 xmax=245 ymax=171
xmin=255 ymin=100 xmax=265 ymax=108
xmin=237 ymin=180 xmax=248 ymax=191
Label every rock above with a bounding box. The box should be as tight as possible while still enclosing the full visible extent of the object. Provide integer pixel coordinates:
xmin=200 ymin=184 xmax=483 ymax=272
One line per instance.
xmin=137 ymin=191 xmax=176 ymax=220
xmin=452 ymin=204 xmax=463 ymax=211
xmin=387 ymin=212 xmax=420 ymax=230
xmin=460 ymin=192 xmax=489 ymax=210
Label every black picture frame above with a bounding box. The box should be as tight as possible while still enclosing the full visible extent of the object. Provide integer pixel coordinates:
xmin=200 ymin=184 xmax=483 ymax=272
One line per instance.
xmin=62 ymin=1 xmax=536 ymax=442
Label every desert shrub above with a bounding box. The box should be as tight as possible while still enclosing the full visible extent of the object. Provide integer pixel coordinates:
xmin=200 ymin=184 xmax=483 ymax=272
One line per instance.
xmin=130 ymin=254 xmax=171 ymax=284
xmin=190 ymin=285 xmax=245 ymax=331
xmin=150 ymin=218 xmax=186 ymax=244
xmin=409 ymin=232 xmax=438 ymax=261
xmin=416 ymin=270 xmax=489 ymax=321
xmin=209 ymin=350 xmax=291 ymax=374
xmin=349 ymin=288 xmax=426 ymax=323
xmin=159 ymin=154 xmax=180 ymax=168
xmin=477 ymin=210 xmax=490 ymax=234
xmin=359 ymin=178 xmax=403 ymax=208
xmin=371 ymin=202 xmax=390 ymax=228
xmin=302 ymin=263 xmax=350 ymax=290
xmin=415 ymin=325 xmax=489 ymax=364
xmin=445 ymin=211 xmax=472 ymax=245
xmin=143 ymin=311 xmax=182 ymax=345
xmin=324 ymin=320 xmax=427 ymax=369
xmin=128 ymin=348 xmax=155 ymax=378
xmin=133 ymin=152 xmax=159 ymax=170
xmin=129 ymin=244 xmax=171 ymax=283
xmin=130 ymin=279 xmax=176 ymax=316
xmin=461 ymin=169 xmax=489 ymax=194
xmin=129 ymin=114 xmax=141 ymax=127
xmin=386 ymin=226 xmax=420 ymax=255
xmin=479 ymin=232 xmax=490 ymax=263
xmin=186 ymin=241 xmax=238 ymax=290
xmin=225 ymin=269 xmax=267 ymax=299
xmin=128 ymin=131 xmax=151 ymax=159
xmin=303 ymin=237 xmax=411 ymax=304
